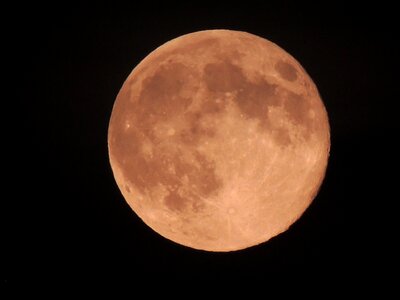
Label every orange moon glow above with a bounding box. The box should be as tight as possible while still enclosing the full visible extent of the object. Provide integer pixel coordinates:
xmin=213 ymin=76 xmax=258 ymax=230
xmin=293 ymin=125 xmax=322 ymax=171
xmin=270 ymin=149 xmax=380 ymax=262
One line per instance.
xmin=108 ymin=30 xmax=330 ymax=252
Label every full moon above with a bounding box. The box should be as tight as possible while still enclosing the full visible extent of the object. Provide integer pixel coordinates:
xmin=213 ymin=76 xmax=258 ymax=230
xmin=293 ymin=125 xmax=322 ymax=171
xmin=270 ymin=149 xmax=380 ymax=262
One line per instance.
xmin=108 ymin=30 xmax=330 ymax=252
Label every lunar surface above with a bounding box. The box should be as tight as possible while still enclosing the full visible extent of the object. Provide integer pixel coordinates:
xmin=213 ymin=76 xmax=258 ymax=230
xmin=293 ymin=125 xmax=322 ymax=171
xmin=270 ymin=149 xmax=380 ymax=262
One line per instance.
xmin=108 ymin=30 xmax=330 ymax=252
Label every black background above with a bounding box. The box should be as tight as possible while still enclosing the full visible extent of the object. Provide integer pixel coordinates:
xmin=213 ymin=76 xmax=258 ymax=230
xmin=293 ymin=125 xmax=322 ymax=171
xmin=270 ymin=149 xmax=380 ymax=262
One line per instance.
xmin=9 ymin=1 xmax=397 ymax=283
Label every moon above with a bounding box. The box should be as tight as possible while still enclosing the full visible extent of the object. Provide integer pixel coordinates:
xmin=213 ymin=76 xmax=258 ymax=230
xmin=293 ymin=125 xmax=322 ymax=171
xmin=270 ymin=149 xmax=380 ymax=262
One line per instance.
xmin=108 ymin=30 xmax=330 ymax=252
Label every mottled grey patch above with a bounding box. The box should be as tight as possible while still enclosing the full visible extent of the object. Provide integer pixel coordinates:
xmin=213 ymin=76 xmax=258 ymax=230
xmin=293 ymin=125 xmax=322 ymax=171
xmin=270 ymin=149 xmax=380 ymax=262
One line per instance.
xmin=272 ymin=127 xmax=292 ymax=147
xmin=111 ymin=117 xmax=222 ymax=211
xmin=283 ymin=92 xmax=309 ymax=126
xmin=139 ymin=62 xmax=194 ymax=113
xmin=193 ymin=152 xmax=222 ymax=196
xmin=133 ymin=62 xmax=198 ymax=138
xmin=203 ymin=61 xmax=247 ymax=93
xmin=275 ymin=60 xmax=297 ymax=82
xmin=202 ymin=60 xmax=285 ymax=131
xmin=161 ymin=151 xmax=222 ymax=212
xmin=164 ymin=191 xmax=186 ymax=211
xmin=201 ymin=59 xmax=306 ymax=145
xmin=282 ymin=91 xmax=314 ymax=140
xmin=235 ymin=79 xmax=279 ymax=129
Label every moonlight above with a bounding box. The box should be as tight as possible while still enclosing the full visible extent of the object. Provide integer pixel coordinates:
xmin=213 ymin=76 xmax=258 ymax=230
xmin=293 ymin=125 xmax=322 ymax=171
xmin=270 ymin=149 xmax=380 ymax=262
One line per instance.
xmin=108 ymin=30 xmax=330 ymax=252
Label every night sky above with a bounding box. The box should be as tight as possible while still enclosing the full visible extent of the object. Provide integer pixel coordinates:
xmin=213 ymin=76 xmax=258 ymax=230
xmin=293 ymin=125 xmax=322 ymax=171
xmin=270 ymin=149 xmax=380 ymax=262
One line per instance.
xmin=9 ymin=2 xmax=396 ymax=283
